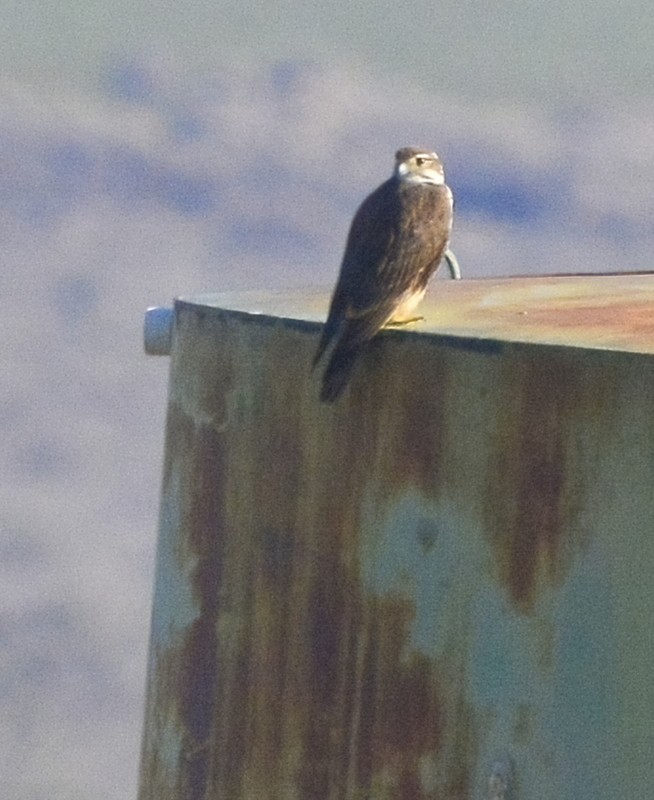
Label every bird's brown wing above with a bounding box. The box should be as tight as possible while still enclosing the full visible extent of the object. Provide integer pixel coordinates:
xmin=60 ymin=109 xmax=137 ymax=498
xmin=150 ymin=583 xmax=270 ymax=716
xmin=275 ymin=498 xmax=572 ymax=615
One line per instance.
xmin=315 ymin=180 xmax=452 ymax=401
xmin=314 ymin=179 xmax=405 ymax=364
xmin=341 ymin=180 xmax=451 ymax=319
xmin=313 ymin=180 xmax=395 ymax=365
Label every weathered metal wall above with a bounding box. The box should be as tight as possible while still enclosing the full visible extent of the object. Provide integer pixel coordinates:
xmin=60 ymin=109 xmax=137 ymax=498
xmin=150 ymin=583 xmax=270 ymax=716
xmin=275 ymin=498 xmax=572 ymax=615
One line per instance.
xmin=139 ymin=280 xmax=654 ymax=800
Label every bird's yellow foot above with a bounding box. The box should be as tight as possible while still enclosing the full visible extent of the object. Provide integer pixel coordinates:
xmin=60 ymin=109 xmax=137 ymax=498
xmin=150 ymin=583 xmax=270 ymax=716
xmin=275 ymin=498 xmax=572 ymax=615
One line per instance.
xmin=386 ymin=315 xmax=425 ymax=327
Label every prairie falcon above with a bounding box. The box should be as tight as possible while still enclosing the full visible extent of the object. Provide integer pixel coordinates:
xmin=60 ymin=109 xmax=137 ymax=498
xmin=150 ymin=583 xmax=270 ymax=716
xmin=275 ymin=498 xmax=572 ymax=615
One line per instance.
xmin=314 ymin=146 xmax=455 ymax=402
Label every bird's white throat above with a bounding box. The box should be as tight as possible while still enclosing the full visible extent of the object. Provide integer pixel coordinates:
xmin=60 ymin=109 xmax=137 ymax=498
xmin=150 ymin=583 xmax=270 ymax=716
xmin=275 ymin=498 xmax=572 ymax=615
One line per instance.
xmin=396 ymin=161 xmax=445 ymax=186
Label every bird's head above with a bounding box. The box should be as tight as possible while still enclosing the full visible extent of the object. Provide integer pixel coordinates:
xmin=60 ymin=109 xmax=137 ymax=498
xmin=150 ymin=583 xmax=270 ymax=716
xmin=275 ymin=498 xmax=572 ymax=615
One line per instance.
xmin=394 ymin=147 xmax=445 ymax=186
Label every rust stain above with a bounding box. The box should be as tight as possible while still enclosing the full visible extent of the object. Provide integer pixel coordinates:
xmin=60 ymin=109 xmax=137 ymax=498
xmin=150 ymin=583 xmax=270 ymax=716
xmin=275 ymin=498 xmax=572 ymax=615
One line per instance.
xmin=323 ymin=330 xmax=452 ymax=504
xmin=142 ymin=407 xmax=229 ymax=800
xmin=425 ymin=275 xmax=654 ymax=353
xmin=193 ymin=273 xmax=654 ymax=355
xmin=370 ymin=334 xmax=449 ymax=499
xmin=140 ymin=306 xmax=479 ymax=799
xmin=141 ymin=283 xmax=654 ymax=798
xmin=353 ymin=595 xmax=444 ymax=800
xmin=181 ymin=421 xmax=225 ymax=731
xmin=483 ymin=352 xmax=593 ymax=612
xmin=520 ymin=301 xmax=654 ymax=340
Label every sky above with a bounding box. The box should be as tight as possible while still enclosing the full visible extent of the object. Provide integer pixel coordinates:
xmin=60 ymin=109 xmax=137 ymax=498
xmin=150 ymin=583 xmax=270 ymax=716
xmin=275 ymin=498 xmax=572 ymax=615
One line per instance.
xmin=2 ymin=3 xmax=653 ymax=798
xmin=3 ymin=0 xmax=654 ymax=103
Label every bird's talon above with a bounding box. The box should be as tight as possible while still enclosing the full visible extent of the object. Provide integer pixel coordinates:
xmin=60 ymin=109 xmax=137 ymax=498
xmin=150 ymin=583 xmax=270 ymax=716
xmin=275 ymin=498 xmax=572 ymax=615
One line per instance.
xmin=386 ymin=315 xmax=424 ymax=327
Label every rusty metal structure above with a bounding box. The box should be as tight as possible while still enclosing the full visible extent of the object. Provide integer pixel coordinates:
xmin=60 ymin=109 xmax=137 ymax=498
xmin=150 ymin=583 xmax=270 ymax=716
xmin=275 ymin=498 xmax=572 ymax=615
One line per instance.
xmin=139 ymin=275 xmax=654 ymax=800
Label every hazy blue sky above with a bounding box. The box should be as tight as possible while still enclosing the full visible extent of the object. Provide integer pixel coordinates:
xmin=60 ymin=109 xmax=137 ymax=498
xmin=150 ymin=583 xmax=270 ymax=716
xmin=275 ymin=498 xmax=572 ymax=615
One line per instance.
xmin=2 ymin=4 xmax=653 ymax=799
xmin=5 ymin=0 xmax=654 ymax=103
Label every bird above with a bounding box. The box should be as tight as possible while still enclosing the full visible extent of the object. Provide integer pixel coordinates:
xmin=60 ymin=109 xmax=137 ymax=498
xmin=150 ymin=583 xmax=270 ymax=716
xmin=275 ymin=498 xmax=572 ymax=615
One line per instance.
xmin=313 ymin=146 xmax=455 ymax=402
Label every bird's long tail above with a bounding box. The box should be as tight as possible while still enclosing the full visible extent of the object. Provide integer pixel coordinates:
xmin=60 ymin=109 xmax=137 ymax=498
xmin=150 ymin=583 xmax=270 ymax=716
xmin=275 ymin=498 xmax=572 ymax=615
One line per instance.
xmin=319 ymin=342 xmax=362 ymax=403
xmin=316 ymin=310 xmax=390 ymax=402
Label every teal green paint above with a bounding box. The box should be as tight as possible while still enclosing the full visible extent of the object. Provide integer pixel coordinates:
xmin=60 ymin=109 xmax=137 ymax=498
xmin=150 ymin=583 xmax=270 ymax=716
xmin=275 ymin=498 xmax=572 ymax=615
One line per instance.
xmin=361 ymin=491 xmax=475 ymax=658
xmin=553 ymin=543 xmax=618 ymax=800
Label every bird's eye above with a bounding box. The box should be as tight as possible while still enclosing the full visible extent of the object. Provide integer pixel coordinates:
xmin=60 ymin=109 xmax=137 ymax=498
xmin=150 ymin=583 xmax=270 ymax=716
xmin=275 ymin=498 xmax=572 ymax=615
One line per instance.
xmin=415 ymin=157 xmax=425 ymax=167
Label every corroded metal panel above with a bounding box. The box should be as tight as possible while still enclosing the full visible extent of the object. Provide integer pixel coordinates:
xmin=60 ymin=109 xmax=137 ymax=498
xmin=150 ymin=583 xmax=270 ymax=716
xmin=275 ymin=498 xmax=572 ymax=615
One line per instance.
xmin=139 ymin=281 xmax=654 ymax=799
xmin=195 ymin=273 xmax=654 ymax=353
